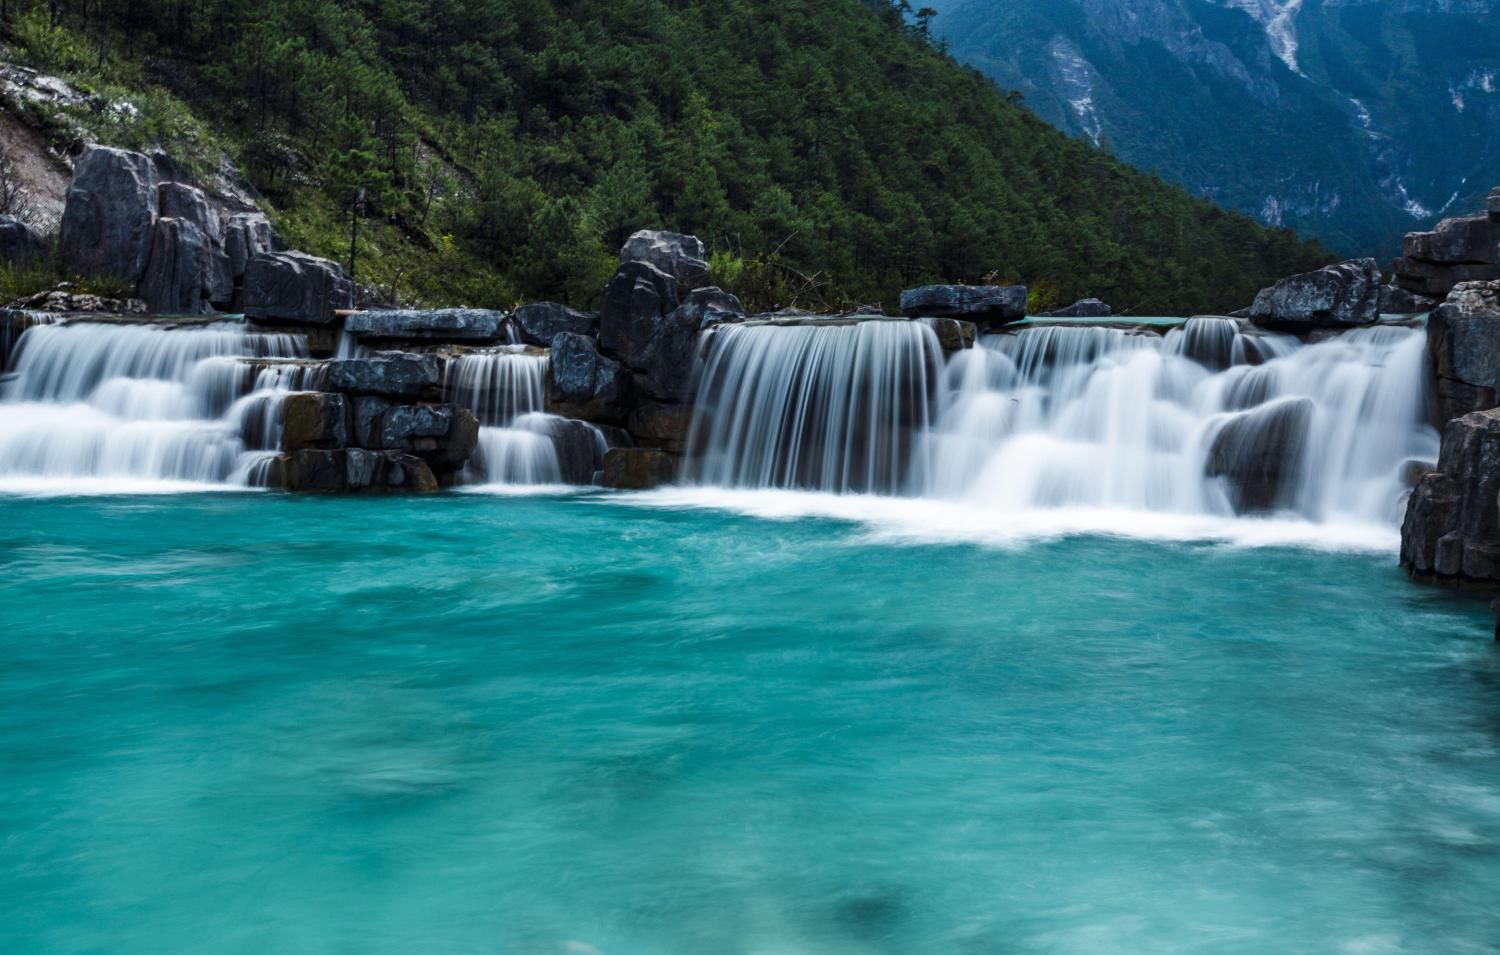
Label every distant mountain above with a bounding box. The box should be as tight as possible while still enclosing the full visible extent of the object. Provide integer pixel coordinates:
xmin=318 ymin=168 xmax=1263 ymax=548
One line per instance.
xmin=927 ymin=0 xmax=1500 ymax=257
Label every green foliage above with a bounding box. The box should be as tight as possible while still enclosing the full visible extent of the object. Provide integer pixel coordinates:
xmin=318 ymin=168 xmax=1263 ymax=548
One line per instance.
xmin=0 ymin=0 xmax=1331 ymax=313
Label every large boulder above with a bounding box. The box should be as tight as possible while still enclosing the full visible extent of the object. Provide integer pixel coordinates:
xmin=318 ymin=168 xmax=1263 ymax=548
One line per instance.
xmin=379 ymin=403 xmax=480 ymax=470
xmin=344 ymin=308 xmax=507 ymax=343
xmin=0 ymin=217 xmax=47 ymax=266
xmin=513 ymin=302 xmax=597 ymax=346
xmin=327 ymin=351 xmax=443 ymax=400
xmin=279 ymin=392 xmax=349 ymax=452
xmin=620 ymin=230 xmax=711 ymax=290
xmin=601 ymin=448 xmax=678 ymax=490
xmin=1426 ymin=281 xmax=1500 ymax=425
xmin=598 ymin=260 xmax=679 ymax=369
xmin=641 ymin=287 xmax=746 ymax=401
xmin=157 ymin=182 xmax=218 ymax=239
xmin=1379 ymin=283 xmax=1441 ymax=315
xmin=548 ymin=331 xmax=631 ymax=425
xmin=1046 ymin=298 xmax=1112 ymax=318
xmin=1247 ymin=258 xmax=1381 ymax=330
xmin=59 ymin=146 xmax=159 ymax=285
xmin=1206 ymin=397 xmax=1314 ymax=513
xmin=136 ymin=217 xmax=209 ymax=315
xmin=1401 ymin=408 xmax=1500 ymax=585
xmin=628 ymin=400 xmax=696 ymax=455
xmin=1393 ymin=210 xmax=1500 ymax=298
xmin=223 ymin=212 xmax=275 ymax=280
xmin=243 ymin=251 xmax=353 ymax=326
xmin=900 ymin=284 xmax=1027 ymax=328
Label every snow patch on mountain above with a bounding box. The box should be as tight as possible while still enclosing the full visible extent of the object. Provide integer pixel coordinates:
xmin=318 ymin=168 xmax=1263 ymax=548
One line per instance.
xmin=1049 ymin=37 xmax=1104 ymax=146
xmin=1220 ymin=0 xmax=1305 ymax=74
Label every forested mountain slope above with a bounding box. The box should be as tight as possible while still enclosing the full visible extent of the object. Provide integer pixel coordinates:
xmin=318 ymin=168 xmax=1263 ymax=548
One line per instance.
xmin=0 ymin=0 xmax=1330 ymax=313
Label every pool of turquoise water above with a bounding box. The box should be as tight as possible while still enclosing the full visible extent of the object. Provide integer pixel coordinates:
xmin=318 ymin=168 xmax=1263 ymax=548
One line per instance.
xmin=1 ymin=492 xmax=1498 ymax=954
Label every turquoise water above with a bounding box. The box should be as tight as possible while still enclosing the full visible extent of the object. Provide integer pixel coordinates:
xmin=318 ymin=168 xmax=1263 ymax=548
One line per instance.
xmin=2 ymin=492 xmax=1499 ymax=955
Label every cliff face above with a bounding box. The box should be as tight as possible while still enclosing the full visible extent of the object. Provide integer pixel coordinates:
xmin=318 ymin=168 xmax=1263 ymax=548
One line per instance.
xmin=928 ymin=0 xmax=1500 ymax=259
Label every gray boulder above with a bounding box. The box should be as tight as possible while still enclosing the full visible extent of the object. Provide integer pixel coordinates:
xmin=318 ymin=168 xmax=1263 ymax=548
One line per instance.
xmin=343 ymin=448 xmax=440 ymax=492
xmin=1046 ymin=298 xmax=1112 ymax=318
xmin=243 ymin=251 xmax=353 ymax=325
xmin=1379 ymin=283 xmax=1441 ymax=315
xmin=1393 ymin=211 xmax=1500 ymax=299
xmin=547 ymin=417 xmax=608 ymax=485
xmin=900 ymin=284 xmax=1027 ymax=328
xmin=1247 ymin=258 xmax=1381 ymax=330
xmin=59 ymin=145 xmax=159 ymax=285
xmin=350 ymin=396 xmax=390 ymax=448
xmin=344 ymin=308 xmax=508 ymax=343
xmin=599 ymin=260 xmax=679 ymax=369
xmin=379 ymin=403 xmax=480 ymax=470
xmin=548 ymin=331 xmax=631 ymax=425
xmin=1206 ymin=397 xmax=1314 ymax=513
xmin=620 ymin=230 xmax=711 ymax=290
xmin=641 ymin=287 xmax=746 ymax=401
xmin=513 ymin=302 xmax=597 ymax=346
xmin=601 ymin=448 xmax=678 ymax=490
xmin=1426 ymin=281 xmax=1500 ymax=425
xmin=157 ymin=182 xmax=218 ymax=239
xmin=0 ymin=216 xmax=47 ymax=266
xmin=1401 ymin=408 xmax=1500 ymax=584
xmin=137 ymin=217 xmax=209 ymax=315
xmin=223 ymin=212 xmax=275 ymax=280
xmin=328 ymin=351 xmax=443 ymax=400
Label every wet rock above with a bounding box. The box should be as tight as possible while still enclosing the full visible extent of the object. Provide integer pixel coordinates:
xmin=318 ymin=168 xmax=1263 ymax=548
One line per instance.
xmin=1379 ymin=283 xmax=1441 ymax=315
xmin=619 ymin=230 xmax=711 ymax=290
xmin=381 ymin=452 xmax=441 ymax=491
xmin=1206 ymin=397 xmax=1314 ymax=512
xmin=345 ymin=308 xmax=508 ymax=343
xmin=274 ymin=448 xmax=349 ymax=492
xmin=919 ymin=316 xmax=978 ymax=353
xmin=599 ymin=260 xmax=679 ymax=369
xmin=548 ymin=417 xmax=608 ymax=485
xmin=350 ymin=396 xmax=390 ymax=448
xmin=379 ymin=403 xmax=480 ymax=470
xmin=1046 ymin=298 xmax=1112 ymax=318
xmin=0 ymin=216 xmax=47 ymax=266
xmin=548 ymin=331 xmax=631 ymax=425
xmin=1401 ymin=408 xmax=1500 ymax=585
xmin=642 ymin=287 xmax=746 ymax=401
xmin=628 ymin=400 xmax=696 ymax=454
xmin=137 ymin=217 xmax=209 ymax=315
xmin=59 ymin=145 xmax=159 ymax=285
xmin=243 ymin=251 xmax=353 ymax=326
xmin=514 ymin=302 xmax=598 ymax=346
xmin=1248 ymin=258 xmax=1381 ymax=330
xmin=279 ymin=392 xmax=349 ymax=452
xmin=899 ymin=284 xmax=1027 ymax=328
xmin=1426 ymin=281 xmax=1500 ymax=425
xmin=328 ymin=351 xmax=443 ymax=400
xmin=601 ymin=447 xmax=678 ymax=489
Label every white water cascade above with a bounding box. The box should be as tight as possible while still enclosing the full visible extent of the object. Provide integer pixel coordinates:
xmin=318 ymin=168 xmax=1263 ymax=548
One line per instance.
xmin=0 ymin=321 xmax=313 ymax=491
xmin=449 ymin=348 xmax=593 ymax=486
xmin=685 ymin=317 xmax=1438 ymax=533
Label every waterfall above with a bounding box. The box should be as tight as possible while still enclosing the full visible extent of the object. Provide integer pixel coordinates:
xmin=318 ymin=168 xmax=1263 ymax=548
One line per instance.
xmin=684 ymin=316 xmax=1437 ymax=531
xmin=0 ymin=321 xmax=313 ymax=490
xmin=685 ymin=320 xmax=945 ymax=493
xmin=449 ymin=349 xmax=596 ymax=487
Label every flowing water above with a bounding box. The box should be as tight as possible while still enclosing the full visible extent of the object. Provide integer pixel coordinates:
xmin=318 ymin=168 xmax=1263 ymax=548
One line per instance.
xmin=0 ymin=493 xmax=1496 ymax=954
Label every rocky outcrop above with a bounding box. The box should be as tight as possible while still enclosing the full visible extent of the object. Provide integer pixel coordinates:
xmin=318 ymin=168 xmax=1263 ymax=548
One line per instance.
xmin=513 ymin=302 xmax=596 ymax=346
xmin=547 ymin=417 xmax=608 ymax=484
xmin=243 ymin=251 xmax=353 ymax=325
xmin=1045 ymin=298 xmax=1112 ymax=318
xmin=157 ymin=182 xmax=218 ymax=239
xmin=1426 ymin=281 xmax=1500 ymax=425
xmin=1206 ymin=397 xmax=1313 ymax=512
xmin=136 ymin=217 xmax=209 ymax=315
xmin=900 ymin=284 xmax=1027 ymax=328
xmin=620 ymin=230 xmax=711 ymax=290
xmin=1247 ymin=258 xmax=1381 ymax=330
xmin=280 ymin=392 xmax=350 ymax=452
xmin=327 ymin=351 xmax=443 ymax=400
xmin=601 ymin=448 xmax=678 ymax=489
xmin=1392 ymin=202 xmax=1500 ymax=300
xmin=379 ymin=403 xmax=480 ymax=470
xmin=548 ymin=331 xmax=631 ymax=425
xmin=1379 ymin=283 xmax=1441 ymax=315
xmin=628 ymin=401 xmax=695 ymax=455
xmin=222 ymin=212 xmax=275 ymax=309
xmin=59 ymin=146 xmax=159 ymax=285
xmin=599 ymin=260 xmax=678 ymax=368
xmin=1401 ymin=408 xmax=1500 ymax=585
xmin=0 ymin=217 xmax=47 ymax=266
xmin=641 ymin=287 xmax=747 ymax=401
xmin=344 ymin=308 xmax=507 ymax=343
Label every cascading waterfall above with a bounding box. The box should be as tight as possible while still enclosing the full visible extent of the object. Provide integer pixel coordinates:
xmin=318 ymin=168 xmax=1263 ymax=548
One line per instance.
xmin=0 ymin=321 xmax=312 ymax=489
xmin=449 ymin=348 xmax=594 ymax=486
xmin=685 ymin=316 xmax=1438 ymax=532
xmin=685 ymin=320 xmax=945 ymax=493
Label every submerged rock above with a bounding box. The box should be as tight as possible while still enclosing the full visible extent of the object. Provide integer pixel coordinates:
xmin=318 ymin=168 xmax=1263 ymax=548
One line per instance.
xmin=899 ymin=284 xmax=1027 ymax=328
xmin=345 ymin=308 xmax=508 ymax=343
xmin=601 ymin=447 xmax=677 ymax=489
xmin=619 ymin=230 xmax=711 ymax=290
xmin=243 ymin=251 xmax=353 ymax=326
xmin=1401 ymin=408 xmax=1500 ymax=585
xmin=1206 ymin=397 xmax=1314 ymax=512
xmin=514 ymin=302 xmax=597 ymax=346
xmin=549 ymin=331 xmax=631 ymax=424
xmin=1426 ymin=280 xmax=1500 ymax=425
xmin=327 ymin=351 xmax=443 ymax=400
xmin=59 ymin=145 xmax=159 ymax=285
xmin=1248 ymin=258 xmax=1381 ymax=330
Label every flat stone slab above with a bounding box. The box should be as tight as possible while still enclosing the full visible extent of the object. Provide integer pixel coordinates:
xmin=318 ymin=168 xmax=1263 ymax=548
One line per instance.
xmin=345 ymin=308 xmax=508 ymax=342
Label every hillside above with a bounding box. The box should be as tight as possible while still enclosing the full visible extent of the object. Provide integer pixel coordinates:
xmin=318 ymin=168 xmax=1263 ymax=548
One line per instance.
xmin=0 ymin=0 xmax=1330 ymax=314
xmin=927 ymin=0 xmax=1500 ymax=259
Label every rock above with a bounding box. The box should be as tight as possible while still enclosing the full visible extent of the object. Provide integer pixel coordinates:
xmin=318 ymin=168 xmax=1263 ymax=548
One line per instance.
xmin=6 ymin=284 xmax=147 ymax=315
xmin=899 ymin=284 xmax=1027 ymax=328
xmin=328 ymin=351 xmax=443 ymax=400
xmin=344 ymin=308 xmax=508 ymax=343
xmin=628 ymin=400 xmax=696 ymax=454
xmin=513 ymin=302 xmax=598 ymax=346
xmin=275 ymin=448 xmax=349 ymax=492
xmin=350 ymin=396 xmax=390 ymax=448
xmin=1206 ymin=397 xmax=1314 ymax=512
xmin=1401 ymin=408 xmax=1500 ymax=585
xmin=380 ymin=452 xmax=441 ymax=491
xmin=547 ymin=417 xmax=608 ymax=485
xmin=599 ymin=260 xmax=679 ymax=369
xmin=0 ymin=217 xmax=47 ymax=266
xmin=919 ymin=317 xmax=978 ymax=353
xmin=137 ymin=217 xmax=209 ymax=315
xmin=1046 ymin=298 xmax=1112 ymax=318
xmin=156 ymin=182 xmax=218 ymax=239
xmin=59 ymin=145 xmax=159 ymax=285
xmin=549 ymin=331 xmax=631 ymax=425
xmin=1426 ymin=281 xmax=1500 ymax=424
xmin=1490 ymin=188 xmax=1500 ymax=223
xmin=379 ymin=404 xmax=480 ymax=471
xmin=1379 ymin=283 xmax=1441 ymax=315
xmin=619 ymin=230 xmax=710 ymax=290
xmin=1404 ymin=216 xmax=1498 ymax=265
xmin=223 ymin=213 xmax=275 ymax=281
xmin=243 ymin=251 xmax=353 ymax=326
xmin=1247 ymin=258 xmax=1381 ymax=330
xmin=641 ymin=287 xmax=746 ymax=401
xmin=279 ymin=392 xmax=349 ymax=452
xmin=601 ymin=448 xmax=678 ymax=490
